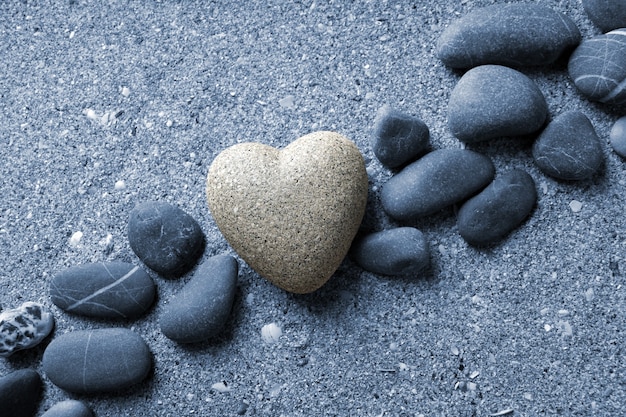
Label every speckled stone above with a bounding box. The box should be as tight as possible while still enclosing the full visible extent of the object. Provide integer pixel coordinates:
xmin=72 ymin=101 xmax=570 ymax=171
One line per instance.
xmin=41 ymin=400 xmax=93 ymax=417
xmin=160 ymin=254 xmax=238 ymax=343
xmin=610 ymin=116 xmax=626 ymax=158
xmin=533 ymin=111 xmax=604 ymax=180
xmin=0 ymin=369 xmax=42 ymax=417
xmin=128 ymin=201 xmax=204 ymax=277
xmin=381 ymin=149 xmax=495 ymax=220
xmin=457 ymin=170 xmax=537 ymax=246
xmin=436 ymin=4 xmax=581 ymax=69
xmin=448 ymin=65 xmax=548 ymax=143
xmin=42 ymin=328 xmax=151 ymax=394
xmin=350 ymin=227 xmax=430 ymax=276
xmin=371 ymin=105 xmax=430 ymax=168
xmin=0 ymin=302 xmax=54 ymax=357
xmin=583 ymin=0 xmax=626 ymax=32
xmin=50 ymin=262 xmax=156 ymax=320
xmin=568 ymin=29 xmax=626 ymax=105
xmin=206 ymin=131 xmax=368 ymax=294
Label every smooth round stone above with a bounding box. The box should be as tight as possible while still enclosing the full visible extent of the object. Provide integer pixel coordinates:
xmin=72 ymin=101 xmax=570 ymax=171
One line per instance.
xmin=568 ymin=29 xmax=626 ymax=105
xmin=436 ymin=4 xmax=581 ymax=69
xmin=206 ymin=131 xmax=368 ymax=294
xmin=448 ymin=65 xmax=548 ymax=143
xmin=381 ymin=149 xmax=495 ymax=221
xmin=128 ymin=201 xmax=204 ymax=277
xmin=350 ymin=227 xmax=430 ymax=276
xmin=457 ymin=170 xmax=537 ymax=246
xmin=160 ymin=254 xmax=238 ymax=343
xmin=371 ymin=105 xmax=430 ymax=168
xmin=583 ymin=0 xmax=626 ymax=32
xmin=0 ymin=369 xmax=43 ymax=417
xmin=533 ymin=111 xmax=604 ymax=180
xmin=50 ymin=262 xmax=156 ymax=320
xmin=41 ymin=400 xmax=93 ymax=417
xmin=0 ymin=302 xmax=54 ymax=357
xmin=42 ymin=328 xmax=151 ymax=394
xmin=610 ymin=116 xmax=626 ymax=158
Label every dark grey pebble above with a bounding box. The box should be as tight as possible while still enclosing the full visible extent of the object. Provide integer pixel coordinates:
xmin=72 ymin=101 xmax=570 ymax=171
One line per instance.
xmin=128 ymin=201 xmax=204 ymax=277
xmin=583 ymin=0 xmax=626 ymax=32
xmin=350 ymin=227 xmax=430 ymax=276
xmin=371 ymin=105 xmax=430 ymax=168
xmin=41 ymin=400 xmax=93 ymax=417
xmin=436 ymin=4 xmax=581 ymax=69
xmin=448 ymin=65 xmax=548 ymax=143
xmin=610 ymin=116 xmax=626 ymax=158
xmin=160 ymin=255 xmax=238 ymax=343
xmin=533 ymin=111 xmax=604 ymax=180
xmin=0 ymin=369 xmax=42 ymax=417
xmin=457 ymin=170 xmax=537 ymax=246
xmin=381 ymin=149 xmax=495 ymax=220
xmin=42 ymin=328 xmax=151 ymax=394
xmin=50 ymin=262 xmax=155 ymax=320
xmin=568 ymin=29 xmax=626 ymax=105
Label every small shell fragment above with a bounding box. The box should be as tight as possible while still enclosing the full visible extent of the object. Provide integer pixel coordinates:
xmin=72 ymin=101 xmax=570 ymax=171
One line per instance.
xmin=261 ymin=323 xmax=282 ymax=344
xmin=211 ymin=382 xmax=231 ymax=393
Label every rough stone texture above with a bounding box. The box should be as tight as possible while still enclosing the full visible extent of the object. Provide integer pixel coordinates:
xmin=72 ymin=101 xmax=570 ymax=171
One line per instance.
xmin=160 ymin=254 xmax=238 ymax=343
xmin=128 ymin=201 xmax=205 ymax=277
xmin=0 ymin=302 xmax=54 ymax=357
xmin=448 ymin=65 xmax=548 ymax=143
xmin=206 ymin=131 xmax=368 ymax=294
xmin=371 ymin=105 xmax=430 ymax=168
xmin=350 ymin=227 xmax=430 ymax=276
xmin=436 ymin=4 xmax=581 ymax=69
xmin=582 ymin=0 xmax=626 ymax=32
xmin=381 ymin=149 xmax=495 ymax=220
xmin=457 ymin=170 xmax=537 ymax=246
xmin=0 ymin=369 xmax=43 ymax=417
xmin=50 ymin=262 xmax=156 ymax=320
xmin=41 ymin=400 xmax=94 ymax=417
xmin=42 ymin=328 xmax=152 ymax=394
xmin=533 ymin=111 xmax=604 ymax=180
xmin=610 ymin=116 xmax=626 ymax=158
xmin=568 ymin=29 xmax=626 ymax=105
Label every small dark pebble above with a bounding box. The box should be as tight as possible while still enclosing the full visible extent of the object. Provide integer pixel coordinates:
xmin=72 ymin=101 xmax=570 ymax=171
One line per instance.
xmin=610 ymin=116 xmax=626 ymax=158
xmin=0 ymin=369 xmax=43 ymax=417
xmin=236 ymin=400 xmax=249 ymax=415
xmin=41 ymin=400 xmax=93 ymax=417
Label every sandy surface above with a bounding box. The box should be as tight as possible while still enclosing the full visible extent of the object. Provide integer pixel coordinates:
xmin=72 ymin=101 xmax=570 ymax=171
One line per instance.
xmin=1 ymin=0 xmax=625 ymax=416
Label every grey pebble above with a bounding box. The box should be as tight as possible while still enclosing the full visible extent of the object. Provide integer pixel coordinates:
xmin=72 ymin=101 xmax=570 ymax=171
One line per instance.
xmin=0 ymin=369 xmax=42 ymax=417
xmin=457 ymin=170 xmax=537 ymax=246
xmin=41 ymin=400 xmax=93 ymax=417
xmin=160 ymin=254 xmax=238 ymax=343
xmin=610 ymin=116 xmax=626 ymax=158
xmin=447 ymin=65 xmax=548 ymax=143
xmin=350 ymin=227 xmax=430 ymax=276
xmin=371 ymin=105 xmax=430 ymax=168
xmin=533 ymin=111 xmax=604 ymax=180
xmin=436 ymin=4 xmax=581 ymax=69
xmin=568 ymin=29 xmax=626 ymax=105
xmin=381 ymin=149 xmax=495 ymax=220
xmin=42 ymin=328 xmax=152 ymax=394
xmin=128 ymin=201 xmax=205 ymax=277
xmin=50 ymin=262 xmax=156 ymax=320
xmin=583 ymin=0 xmax=626 ymax=32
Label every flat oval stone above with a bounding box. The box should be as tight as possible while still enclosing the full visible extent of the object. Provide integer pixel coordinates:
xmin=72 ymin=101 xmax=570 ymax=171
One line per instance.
xmin=568 ymin=29 xmax=626 ymax=105
xmin=42 ymin=328 xmax=151 ymax=394
xmin=0 ymin=302 xmax=54 ymax=357
xmin=610 ymin=116 xmax=626 ymax=158
xmin=50 ymin=262 xmax=156 ymax=320
xmin=128 ymin=201 xmax=204 ymax=277
xmin=381 ymin=149 xmax=495 ymax=220
xmin=0 ymin=369 xmax=43 ymax=417
xmin=160 ymin=254 xmax=238 ymax=343
xmin=457 ymin=170 xmax=537 ymax=246
xmin=206 ymin=131 xmax=368 ymax=294
xmin=583 ymin=0 xmax=626 ymax=32
xmin=437 ymin=4 xmax=581 ymax=69
xmin=41 ymin=400 xmax=93 ymax=417
xmin=371 ymin=105 xmax=430 ymax=168
xmin=448 ymin=65 xmax=548 ymax=143
xmin=533 ymin=111 xmax=604 ymax=180
xmin=350 ymin=227 xmax=430 ymax=276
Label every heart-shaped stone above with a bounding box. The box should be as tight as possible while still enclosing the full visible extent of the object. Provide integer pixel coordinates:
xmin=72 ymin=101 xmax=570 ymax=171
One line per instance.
xmin=206 ymin=131 xmax=368 ymax=294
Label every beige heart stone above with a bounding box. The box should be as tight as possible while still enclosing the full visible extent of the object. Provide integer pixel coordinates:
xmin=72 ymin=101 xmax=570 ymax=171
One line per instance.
xmin=206 ymin=131 xmax=368 ymax=294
